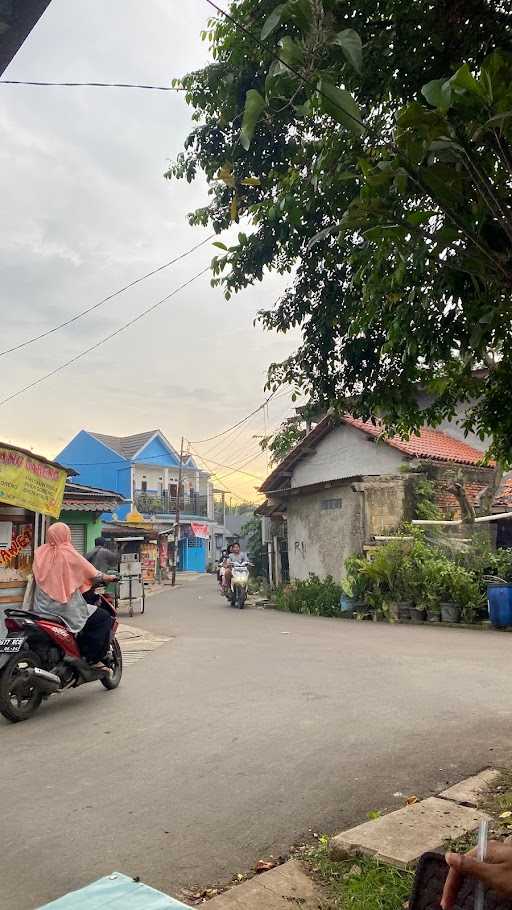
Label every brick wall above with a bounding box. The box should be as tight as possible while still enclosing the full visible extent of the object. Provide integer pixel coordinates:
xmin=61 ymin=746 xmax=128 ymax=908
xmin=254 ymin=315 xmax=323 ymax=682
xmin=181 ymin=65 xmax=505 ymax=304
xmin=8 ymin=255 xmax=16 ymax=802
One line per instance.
xmin=415 ymin=461 xmax=495 ymax=520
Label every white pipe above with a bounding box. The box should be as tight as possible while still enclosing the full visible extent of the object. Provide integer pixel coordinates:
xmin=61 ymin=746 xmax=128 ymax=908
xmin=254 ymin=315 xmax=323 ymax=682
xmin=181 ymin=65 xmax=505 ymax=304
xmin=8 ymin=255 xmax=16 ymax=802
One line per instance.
xmin=412 ymin=511 xmax=512 ymax=527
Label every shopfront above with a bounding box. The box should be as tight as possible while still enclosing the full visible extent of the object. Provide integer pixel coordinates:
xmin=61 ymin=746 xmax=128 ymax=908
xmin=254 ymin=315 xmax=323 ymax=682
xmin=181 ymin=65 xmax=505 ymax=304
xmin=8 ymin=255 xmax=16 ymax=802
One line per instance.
xmin=0 ymin=443 xmax=69 ymax=634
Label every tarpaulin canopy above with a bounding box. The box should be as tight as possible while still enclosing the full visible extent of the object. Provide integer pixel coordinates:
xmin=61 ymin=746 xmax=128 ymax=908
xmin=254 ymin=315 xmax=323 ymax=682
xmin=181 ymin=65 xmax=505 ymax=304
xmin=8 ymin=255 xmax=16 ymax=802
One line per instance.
xmin=37 ymin=872 xmax=190 ymax=909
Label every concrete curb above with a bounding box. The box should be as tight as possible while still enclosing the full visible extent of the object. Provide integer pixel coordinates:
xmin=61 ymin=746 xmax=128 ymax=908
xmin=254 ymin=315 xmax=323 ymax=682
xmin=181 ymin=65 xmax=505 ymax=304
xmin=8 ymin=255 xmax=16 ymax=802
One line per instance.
xmin=330 ymin=769 xmax=498 ymax=869
xmin=180 ymin=771 xmax=500 ymax=909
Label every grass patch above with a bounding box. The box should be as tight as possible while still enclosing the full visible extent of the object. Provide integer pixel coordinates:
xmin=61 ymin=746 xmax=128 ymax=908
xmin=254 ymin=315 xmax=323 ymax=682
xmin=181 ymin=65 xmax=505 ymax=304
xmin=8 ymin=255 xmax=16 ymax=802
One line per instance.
xmin=305 ymin=837 xmax=413 ymax=909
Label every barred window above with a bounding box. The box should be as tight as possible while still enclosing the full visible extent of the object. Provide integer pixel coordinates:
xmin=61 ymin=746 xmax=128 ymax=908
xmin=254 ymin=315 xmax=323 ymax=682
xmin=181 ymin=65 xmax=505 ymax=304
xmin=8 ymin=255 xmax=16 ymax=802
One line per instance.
xmin=320 ymin=498 xmax=342 ymax=511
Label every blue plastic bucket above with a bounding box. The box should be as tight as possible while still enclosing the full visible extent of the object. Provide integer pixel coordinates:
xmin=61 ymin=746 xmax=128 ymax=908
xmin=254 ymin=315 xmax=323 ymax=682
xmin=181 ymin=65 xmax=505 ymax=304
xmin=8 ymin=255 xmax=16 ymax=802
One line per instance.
xmin=487 ymin=584 xmax=512 ymax=627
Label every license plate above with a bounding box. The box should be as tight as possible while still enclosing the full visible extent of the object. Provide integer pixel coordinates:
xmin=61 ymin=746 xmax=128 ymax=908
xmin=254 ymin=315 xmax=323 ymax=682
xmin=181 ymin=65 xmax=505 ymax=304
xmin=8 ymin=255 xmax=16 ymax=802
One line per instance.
xmin=0 ymin=638 xmax=24 ymax=654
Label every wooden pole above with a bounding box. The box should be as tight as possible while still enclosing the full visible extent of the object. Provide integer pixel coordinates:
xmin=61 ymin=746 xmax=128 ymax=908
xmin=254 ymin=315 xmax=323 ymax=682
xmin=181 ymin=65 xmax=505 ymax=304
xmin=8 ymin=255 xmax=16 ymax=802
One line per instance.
xmin=171 ymin=436 xmax=184 ymax=587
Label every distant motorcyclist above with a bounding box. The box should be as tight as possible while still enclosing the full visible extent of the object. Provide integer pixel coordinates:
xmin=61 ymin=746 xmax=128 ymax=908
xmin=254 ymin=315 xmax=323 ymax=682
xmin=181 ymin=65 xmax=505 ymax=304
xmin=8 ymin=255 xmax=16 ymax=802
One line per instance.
xmin=224 ymin=542 xmax=249 ymax=590
xmin=217 ymin=549 xmax=228 ymax=584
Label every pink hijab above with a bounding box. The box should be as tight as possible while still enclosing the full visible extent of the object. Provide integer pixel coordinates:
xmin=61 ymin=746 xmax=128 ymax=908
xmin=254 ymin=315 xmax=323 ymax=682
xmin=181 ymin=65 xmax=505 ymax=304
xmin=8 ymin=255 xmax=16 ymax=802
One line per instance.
xmin=33 ymin=522 xmax=98 ymax=603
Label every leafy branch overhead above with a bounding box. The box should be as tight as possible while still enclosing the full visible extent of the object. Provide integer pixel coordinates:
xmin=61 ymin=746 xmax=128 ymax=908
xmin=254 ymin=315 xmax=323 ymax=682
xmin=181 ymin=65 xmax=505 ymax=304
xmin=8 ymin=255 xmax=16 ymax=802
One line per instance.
xmin=166 ymin=0 xmax=512 ymax=463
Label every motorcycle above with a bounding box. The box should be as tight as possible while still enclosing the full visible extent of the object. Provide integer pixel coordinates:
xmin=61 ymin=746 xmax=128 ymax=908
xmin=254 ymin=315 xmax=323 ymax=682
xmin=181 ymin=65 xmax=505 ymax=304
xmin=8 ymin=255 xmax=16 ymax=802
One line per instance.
xmin=226 ymin=561 xmax=251 ymax=609
xmin=0 ymin=579 xmax=122 ymax=723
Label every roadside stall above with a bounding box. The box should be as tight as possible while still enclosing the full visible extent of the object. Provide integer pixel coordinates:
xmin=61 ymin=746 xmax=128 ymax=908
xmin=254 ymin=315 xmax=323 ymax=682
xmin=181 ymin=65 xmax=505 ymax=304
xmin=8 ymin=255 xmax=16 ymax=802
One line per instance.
xmin=0 ymin=442 xmax=69 ymax=634
xmin=101 ymin=524 xmax=154 ymax=617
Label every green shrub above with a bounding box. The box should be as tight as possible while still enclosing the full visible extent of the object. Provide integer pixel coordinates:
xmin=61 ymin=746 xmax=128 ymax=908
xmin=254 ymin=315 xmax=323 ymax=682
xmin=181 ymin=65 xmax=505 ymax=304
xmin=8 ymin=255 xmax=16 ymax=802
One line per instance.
xmin=275 ymin=575 xmax=343 ymax=617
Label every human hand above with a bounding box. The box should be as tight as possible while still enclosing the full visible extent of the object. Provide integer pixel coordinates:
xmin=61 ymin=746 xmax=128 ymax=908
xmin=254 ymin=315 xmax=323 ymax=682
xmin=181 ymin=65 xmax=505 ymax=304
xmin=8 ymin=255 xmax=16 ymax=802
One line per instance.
xmin=103 ymin=574 xmax=117 ymax=583
xmin=441 ymin=841 xmax=512 ymax=909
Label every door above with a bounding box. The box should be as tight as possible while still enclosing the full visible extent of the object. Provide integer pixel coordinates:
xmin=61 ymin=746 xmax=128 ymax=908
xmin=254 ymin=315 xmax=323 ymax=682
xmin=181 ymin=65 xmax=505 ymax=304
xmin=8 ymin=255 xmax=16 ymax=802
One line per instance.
xmin=68 ymin=524 xmax=86 ymax=555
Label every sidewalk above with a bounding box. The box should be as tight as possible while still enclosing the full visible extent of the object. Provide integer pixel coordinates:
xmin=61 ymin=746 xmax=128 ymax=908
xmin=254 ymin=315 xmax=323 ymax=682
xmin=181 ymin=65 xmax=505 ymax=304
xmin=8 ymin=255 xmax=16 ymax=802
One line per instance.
xmin=191 ymin=769 xmax=502 ymax=909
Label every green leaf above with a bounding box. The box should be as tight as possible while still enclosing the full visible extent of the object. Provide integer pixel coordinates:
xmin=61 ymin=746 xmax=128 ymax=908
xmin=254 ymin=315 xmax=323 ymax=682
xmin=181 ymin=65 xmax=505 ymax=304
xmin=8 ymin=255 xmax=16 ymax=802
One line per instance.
xmin=449 ymin=63 xmax=486 ymax=99
xmin=318 ymin=79 xmax=364 ymax=136
xmin=261 ymin=4 xmax=287 ymax=41
xmin=332 ymin=29 xmax=363 ymax=74
xmin=212 ymin=241 xmax=228 ymax=250
xmin=239 ymin=89 xmax=266 ymax=150
xmin=278 ymin=36 xmax=304 ymax=68
xmin=363 ymin=224 xmax=407 ymax=241
xmin=240 ymin=176 xmax=262 ymax=186
xmin=421 ymin=78 xmax=452 ymax=110
xmin=406 ymin=211 xmax=437 ymax=226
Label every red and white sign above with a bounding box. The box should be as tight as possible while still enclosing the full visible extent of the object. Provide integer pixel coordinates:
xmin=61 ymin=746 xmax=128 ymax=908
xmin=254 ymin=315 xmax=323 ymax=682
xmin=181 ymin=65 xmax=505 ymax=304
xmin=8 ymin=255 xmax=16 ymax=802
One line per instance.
xmin=190 ymin=522 xmax=209 ymax=539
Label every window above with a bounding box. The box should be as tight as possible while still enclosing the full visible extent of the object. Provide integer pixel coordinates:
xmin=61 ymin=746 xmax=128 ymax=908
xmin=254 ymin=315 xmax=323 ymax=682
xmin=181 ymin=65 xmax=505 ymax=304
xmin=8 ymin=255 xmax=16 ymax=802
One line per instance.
xmin=68 ymin=524 xmax=86 ymax=554
xmin=320 ymin=498 xmax=342 ymax=511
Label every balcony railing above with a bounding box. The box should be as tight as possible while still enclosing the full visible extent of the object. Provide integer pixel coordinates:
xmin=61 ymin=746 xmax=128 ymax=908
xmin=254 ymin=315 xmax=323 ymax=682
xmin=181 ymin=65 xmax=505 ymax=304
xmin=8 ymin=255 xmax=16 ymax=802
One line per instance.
xmin=135 ymin=492 xmax=209 ymax=517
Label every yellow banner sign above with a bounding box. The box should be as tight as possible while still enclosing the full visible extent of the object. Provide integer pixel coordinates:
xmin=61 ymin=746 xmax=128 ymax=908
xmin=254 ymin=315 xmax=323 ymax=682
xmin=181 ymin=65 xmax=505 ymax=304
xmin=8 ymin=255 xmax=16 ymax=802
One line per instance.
xmin=0 ymin=447 xmax=67 ymax=518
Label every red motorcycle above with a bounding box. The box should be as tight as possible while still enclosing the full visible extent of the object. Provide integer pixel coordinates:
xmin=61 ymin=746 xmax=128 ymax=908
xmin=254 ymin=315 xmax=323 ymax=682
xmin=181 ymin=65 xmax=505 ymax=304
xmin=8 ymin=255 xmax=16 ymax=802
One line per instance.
xmin=0 ymin=585 xmax=122 ymax=723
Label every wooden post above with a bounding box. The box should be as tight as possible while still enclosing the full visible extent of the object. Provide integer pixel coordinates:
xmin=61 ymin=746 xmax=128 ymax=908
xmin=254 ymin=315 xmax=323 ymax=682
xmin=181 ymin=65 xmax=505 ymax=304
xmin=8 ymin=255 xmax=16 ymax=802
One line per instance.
xmin=171 ymin=436 xmax=184 ymax=587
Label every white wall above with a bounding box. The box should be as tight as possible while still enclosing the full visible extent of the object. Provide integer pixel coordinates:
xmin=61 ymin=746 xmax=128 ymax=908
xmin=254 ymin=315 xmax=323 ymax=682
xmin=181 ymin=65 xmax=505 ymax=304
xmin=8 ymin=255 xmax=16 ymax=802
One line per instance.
xmin=133 ymin=464 xmax=202 ymax=493
xmin=291 ymin=424 xmax=404 ymax=488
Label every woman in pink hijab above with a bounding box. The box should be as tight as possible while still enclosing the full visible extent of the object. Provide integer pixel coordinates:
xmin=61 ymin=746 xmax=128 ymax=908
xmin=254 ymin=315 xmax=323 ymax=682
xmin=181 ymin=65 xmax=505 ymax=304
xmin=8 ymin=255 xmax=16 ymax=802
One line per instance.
xmin=32 ymin=523 xmax=117 ymax=669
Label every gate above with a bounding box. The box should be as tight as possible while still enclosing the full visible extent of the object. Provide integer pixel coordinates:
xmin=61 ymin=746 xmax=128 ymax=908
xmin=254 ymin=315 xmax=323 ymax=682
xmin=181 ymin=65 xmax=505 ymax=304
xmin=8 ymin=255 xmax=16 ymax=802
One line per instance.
xmin=179 ymin=537 xmax=207 ymax=572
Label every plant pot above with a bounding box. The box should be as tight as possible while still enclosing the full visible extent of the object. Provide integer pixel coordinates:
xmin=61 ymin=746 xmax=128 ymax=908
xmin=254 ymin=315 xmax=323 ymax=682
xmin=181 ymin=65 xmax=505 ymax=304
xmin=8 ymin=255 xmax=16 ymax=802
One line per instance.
xmin=388 ymin=601 xmax=400 ymax=623
xmin=441 ymin=602 xmax=460 ymax=624
xmin=398 ymin=601 xmax=412 ymax=622
xmin=410 ymin=606 xmax=426 ymax=624
xmin=427 ymin=608 xmax=441 ymax=623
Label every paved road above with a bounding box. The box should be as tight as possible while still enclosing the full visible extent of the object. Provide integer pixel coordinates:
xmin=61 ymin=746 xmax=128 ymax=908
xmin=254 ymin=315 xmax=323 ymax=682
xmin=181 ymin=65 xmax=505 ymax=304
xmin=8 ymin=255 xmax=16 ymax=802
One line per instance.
xmin=3 ymin=578 xmax=512 ymax=909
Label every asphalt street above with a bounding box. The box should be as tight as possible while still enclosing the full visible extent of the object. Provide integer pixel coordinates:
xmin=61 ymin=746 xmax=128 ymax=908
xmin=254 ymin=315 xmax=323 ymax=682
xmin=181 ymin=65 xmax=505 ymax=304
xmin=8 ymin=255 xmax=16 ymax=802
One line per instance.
xmin=2 ymin=576 xmax=512 ymax=909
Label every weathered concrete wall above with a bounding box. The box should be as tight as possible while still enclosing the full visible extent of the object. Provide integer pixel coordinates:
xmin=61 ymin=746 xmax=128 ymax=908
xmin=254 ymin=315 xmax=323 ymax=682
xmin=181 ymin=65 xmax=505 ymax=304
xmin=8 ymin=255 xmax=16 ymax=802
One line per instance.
xmin=362 ymin=477 xmax=415 ymax=536
xmin=287 ymin=484 xmax=363 ymax=581
xmin=286 ymin=477 xmax=415 ymax=581
xmin=292 ymin=424 xmax=404 ymax=488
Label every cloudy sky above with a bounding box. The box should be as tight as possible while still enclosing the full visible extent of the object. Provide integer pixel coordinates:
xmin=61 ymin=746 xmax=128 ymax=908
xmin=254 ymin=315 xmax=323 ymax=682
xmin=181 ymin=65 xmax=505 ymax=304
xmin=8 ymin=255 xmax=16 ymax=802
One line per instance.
xmin=0 ymin=0 xmax=298 ymax=499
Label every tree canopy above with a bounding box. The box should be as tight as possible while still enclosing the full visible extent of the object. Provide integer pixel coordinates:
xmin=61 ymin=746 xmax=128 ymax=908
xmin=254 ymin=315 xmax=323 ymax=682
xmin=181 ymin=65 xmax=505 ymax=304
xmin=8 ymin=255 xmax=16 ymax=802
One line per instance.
xmin=166 ymin=0 xmax=512 ymax=462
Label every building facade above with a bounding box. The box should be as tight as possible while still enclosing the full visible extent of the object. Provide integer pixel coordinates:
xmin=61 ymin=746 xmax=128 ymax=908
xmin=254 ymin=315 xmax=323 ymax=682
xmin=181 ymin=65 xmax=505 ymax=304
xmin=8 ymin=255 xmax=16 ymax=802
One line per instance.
xmin=259 ymin=415 xmax=498 ymax=583
xmin=56 ymin=429 xmax=215 ymax=572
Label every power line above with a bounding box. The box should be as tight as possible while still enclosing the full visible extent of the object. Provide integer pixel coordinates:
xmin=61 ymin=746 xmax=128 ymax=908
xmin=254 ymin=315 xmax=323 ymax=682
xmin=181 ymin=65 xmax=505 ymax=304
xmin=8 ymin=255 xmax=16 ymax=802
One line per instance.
xmin=188 ymin=450 xmax=264 ymax=480
xmin=0 ymin=80 xmax=183 ymax=91
xmin=191 ymin=389 xmax=292 ymax=448
xmin=189 ymin=392 xmax=277 ymax=444
xmin=216 ymin=451 xmax=265 ymax=480
xmin=0 ymin=235 xmax=215 ymax=358
xmin=203 ymin=0 xmax=365 ymax=132
xmin=0 ymin=266 xmax=210 ymax=408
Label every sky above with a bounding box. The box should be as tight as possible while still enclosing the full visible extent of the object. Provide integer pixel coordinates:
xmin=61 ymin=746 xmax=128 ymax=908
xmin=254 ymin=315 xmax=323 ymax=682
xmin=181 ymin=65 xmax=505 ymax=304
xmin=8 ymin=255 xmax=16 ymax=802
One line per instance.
xmin=0 ymin=0 xmax=299 ymax=500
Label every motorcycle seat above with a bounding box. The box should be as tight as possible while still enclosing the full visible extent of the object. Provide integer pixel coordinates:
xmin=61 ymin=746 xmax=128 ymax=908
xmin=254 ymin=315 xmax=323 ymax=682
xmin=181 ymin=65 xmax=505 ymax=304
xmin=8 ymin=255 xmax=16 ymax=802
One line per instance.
xmin=8 ymin=609 xmax=73 ymax=631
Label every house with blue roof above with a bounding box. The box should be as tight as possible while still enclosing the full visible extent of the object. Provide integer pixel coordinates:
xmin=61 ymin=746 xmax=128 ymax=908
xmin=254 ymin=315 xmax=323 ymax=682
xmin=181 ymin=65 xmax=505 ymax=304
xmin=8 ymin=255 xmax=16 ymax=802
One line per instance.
xmin=56 ymin=429 xmax=214 ymax=571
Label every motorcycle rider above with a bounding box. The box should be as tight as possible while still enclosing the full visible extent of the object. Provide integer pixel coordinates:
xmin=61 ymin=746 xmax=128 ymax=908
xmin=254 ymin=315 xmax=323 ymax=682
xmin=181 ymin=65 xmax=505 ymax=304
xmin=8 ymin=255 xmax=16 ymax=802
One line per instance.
xmin=223 ymin=541 xmax=249 ymax=592
xmin=86 ymin=536 xmax=118 ymax=574
xmin=32 ymin=523 xmax=117 ymax=671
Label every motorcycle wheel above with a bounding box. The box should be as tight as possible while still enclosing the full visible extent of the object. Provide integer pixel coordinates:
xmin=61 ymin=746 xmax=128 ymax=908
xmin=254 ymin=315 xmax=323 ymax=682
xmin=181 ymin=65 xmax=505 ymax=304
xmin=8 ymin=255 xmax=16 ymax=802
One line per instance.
xmin=0 ymin=650 xmax=44 ymax=723
xmin=101 ymin=638 xmax=123 ymax=690
xmin=238 ymin=589 xmax=246 ymax=609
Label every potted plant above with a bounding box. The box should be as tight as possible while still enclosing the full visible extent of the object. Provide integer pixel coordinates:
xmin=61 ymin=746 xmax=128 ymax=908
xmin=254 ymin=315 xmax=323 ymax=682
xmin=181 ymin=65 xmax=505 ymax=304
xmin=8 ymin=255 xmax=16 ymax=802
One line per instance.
xmin=444 ymin=564 xmax=479 ymax=624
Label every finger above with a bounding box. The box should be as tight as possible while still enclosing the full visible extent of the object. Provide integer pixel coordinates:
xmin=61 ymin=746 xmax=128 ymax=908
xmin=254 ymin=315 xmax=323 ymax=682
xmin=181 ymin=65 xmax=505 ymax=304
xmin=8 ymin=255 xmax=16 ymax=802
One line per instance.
xmin=451 ymin=853 xmax=501 ymax=888
xmin=441 ymin=863 xmax=462 ymax=910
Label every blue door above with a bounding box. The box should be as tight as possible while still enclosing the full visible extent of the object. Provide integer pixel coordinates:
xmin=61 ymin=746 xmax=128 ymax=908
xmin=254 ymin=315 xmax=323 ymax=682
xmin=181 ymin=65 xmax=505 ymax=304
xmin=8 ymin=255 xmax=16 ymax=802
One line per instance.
xmin=179 ymin=537 xmax=207 ymax=572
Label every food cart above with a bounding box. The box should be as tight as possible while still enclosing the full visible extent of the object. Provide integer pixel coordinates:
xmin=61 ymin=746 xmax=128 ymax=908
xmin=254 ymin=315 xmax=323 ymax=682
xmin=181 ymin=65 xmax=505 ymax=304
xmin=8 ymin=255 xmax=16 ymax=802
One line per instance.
xmin=101 ymin=524 xmax=154 ymax=617
xmin=0 ymin=442 xmax=69 ymax=634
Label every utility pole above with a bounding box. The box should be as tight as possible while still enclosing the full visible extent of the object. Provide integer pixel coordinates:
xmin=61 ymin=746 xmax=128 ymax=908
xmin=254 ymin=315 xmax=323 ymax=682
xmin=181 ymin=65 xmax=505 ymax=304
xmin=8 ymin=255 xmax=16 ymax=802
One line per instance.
xmin=171 ymin=436 xmax=184 ymax=587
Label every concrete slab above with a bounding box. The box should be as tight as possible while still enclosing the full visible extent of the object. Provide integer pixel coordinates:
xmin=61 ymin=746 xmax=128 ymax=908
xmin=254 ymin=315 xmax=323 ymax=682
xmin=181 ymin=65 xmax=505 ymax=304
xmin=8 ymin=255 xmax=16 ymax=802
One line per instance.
xmin=330 ymin=797 xmax=489 ymax=868
xmin=440 ymin=769 xmax=500 ymax=807
xmin=206 ymin=861 xmax=327 ymax=910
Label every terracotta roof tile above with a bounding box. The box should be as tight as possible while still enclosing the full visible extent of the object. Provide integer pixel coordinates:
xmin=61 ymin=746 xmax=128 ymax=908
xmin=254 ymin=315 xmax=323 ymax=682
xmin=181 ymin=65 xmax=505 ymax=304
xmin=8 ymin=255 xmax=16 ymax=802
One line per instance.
xmin=341 ymin=416 xmax=490 ymax=467
xmin=495 ymin=477 xmax=512 ymax=508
